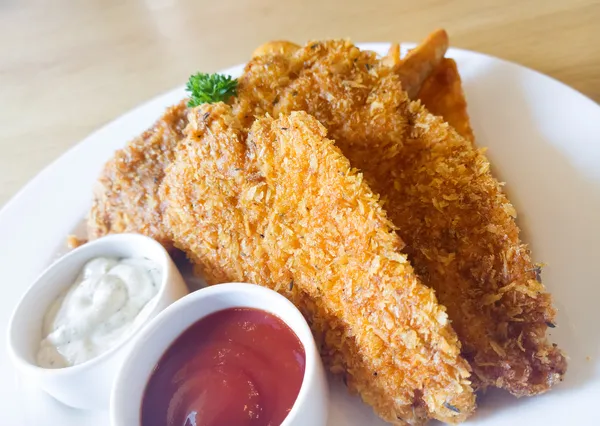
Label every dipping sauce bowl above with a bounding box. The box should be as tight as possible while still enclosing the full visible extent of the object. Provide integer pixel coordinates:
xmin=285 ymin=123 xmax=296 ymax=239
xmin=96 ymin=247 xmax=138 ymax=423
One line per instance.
xmin=110 ymin=283 xmax=329 ymax=426
xmin=7 ymin=234 xmax=189 ymax=410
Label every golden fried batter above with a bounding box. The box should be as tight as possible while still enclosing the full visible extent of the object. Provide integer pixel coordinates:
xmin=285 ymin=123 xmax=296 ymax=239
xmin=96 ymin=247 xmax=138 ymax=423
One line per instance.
xmin=161 ymin=104 xmax=475 ymax=425
xmin=252 ymin=40 xmax=300 ymax=58
xmin=87 ymin=101 xmax=187 ymax=249
xmin=394 ymin=29 xmax=449 ymax=99
xmin=232 ymin=40 xmax=566 ymax=395
xmin=88 ymin=35 xmax=566 ymax=399
xmin=417 ymin=58 xmax=474 ymax=142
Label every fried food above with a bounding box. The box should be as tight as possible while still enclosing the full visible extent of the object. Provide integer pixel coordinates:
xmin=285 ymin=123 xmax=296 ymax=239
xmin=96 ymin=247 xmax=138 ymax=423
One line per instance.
xmin=87 ymin=101 xmax=187 ymax=249
xmin=382 ymin=43 xmax=401 ymax=68
xmin=233 ymin=39 xmax=566 ymax=395
xmin=252 ymin=40 xmax=300 ymax=58
xmin=360 ymin=102 xmax=567 ymax=396
xmin=87 ymin=31 xmax=446 ymax=249
xmin=394 ymin=29 xmax=449 ymax=98
xmin=417 ymin=58 xmax=474 ymax=142
xmin=251 ymin=29 xmax=446 ymax=102
xmin=161 ymin=104 xmax=476 ymax=425
xmin=88 ymin=31 xmax=566 ymax=400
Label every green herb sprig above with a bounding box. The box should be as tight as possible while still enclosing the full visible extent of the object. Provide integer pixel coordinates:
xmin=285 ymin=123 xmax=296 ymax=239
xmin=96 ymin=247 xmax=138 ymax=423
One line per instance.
xmin=186 ymin=73 xmax=238 ymax=107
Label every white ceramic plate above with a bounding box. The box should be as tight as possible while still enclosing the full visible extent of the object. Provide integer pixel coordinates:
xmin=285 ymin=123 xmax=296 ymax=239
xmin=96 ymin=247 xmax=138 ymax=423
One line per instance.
xmin=2 ymin=43 xmax=599 ymax=425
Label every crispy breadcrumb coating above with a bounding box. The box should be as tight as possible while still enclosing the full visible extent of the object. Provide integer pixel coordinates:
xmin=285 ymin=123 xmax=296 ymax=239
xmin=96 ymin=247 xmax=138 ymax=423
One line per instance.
xmin=160 ymin=104 xmax=476 ymax=425
xmin=87 ymin=37 xmax=566 ymax=399
xmin=87 ymin=101 xmax=187 ymax=249
xmin=233 ymin=40 xmax=566 ymax=395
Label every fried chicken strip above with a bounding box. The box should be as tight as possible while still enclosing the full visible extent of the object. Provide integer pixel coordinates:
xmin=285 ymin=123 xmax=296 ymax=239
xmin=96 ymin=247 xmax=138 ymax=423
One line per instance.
xmin=86 ymin=30 xmax=444 ymax=247
xmin=232 ymin=39 xmax=566 ymax=395
xmin=88 ymin=35 xmax=565 ymax=397
xmin=161 ymin=104 xmax=475 ymax=425
xmin=87 ymin=101 xmax=188 ymax=249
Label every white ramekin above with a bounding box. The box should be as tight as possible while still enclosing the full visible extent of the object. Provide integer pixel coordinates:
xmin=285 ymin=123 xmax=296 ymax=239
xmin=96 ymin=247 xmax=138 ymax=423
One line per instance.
xmin=110 ymin=283 xmax=329 ymax=426
xmin=7 ymin=233 xmax=189 ymax=410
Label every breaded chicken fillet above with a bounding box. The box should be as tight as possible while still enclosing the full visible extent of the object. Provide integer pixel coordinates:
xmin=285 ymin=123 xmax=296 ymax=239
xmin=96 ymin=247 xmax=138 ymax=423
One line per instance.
xmin=87 ymin=101 xmax=187 ymax=249
xmin=232 ymin=40 xmax=566 ymax=395
xmin=88 ymin=38 xmax=565 ymax=397
xmin=160 ymin=104 xmax=475 ymax=425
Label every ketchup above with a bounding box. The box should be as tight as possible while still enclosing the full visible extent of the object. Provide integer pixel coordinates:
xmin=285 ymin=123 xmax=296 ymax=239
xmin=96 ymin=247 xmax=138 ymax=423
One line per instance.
xmin=141 ymin=308 xmax=306 ymax=426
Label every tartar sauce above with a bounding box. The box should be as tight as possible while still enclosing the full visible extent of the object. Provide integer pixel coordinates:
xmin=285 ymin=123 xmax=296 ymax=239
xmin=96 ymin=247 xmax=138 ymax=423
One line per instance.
xmin=37 ymin=257 xmax=161 ymax=368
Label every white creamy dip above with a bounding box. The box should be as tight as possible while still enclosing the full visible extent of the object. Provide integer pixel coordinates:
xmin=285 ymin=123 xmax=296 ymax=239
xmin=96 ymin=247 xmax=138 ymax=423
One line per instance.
xmin=37 ymin=257 xmax=161 ymax=368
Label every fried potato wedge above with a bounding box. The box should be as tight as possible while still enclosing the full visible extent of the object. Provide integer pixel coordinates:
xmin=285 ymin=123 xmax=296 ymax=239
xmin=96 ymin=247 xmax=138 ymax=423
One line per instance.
xmin=417 ymin=58 xmax=475 ymax=142
xmin=395 ymin=29 xmax=449 ymax=98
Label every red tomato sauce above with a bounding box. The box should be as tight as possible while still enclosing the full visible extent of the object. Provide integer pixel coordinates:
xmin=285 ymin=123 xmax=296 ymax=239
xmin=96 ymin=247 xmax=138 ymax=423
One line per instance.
xmin=141 ymin=307 xmax=306 ymax=426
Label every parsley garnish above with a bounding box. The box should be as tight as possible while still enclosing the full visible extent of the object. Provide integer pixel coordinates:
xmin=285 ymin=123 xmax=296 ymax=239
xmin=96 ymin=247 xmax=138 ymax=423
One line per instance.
xmin=186 ymin=73 xmax=238 ymax=107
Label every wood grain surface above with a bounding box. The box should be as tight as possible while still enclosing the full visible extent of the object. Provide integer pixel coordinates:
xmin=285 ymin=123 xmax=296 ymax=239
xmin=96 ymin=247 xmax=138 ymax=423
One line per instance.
xmin=1 ymin=0 xmax=599 ymax=207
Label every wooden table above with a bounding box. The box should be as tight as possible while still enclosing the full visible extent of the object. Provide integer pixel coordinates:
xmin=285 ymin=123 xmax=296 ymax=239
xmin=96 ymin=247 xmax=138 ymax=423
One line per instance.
xmin=1 ymin=0 xmax=598 ymax=207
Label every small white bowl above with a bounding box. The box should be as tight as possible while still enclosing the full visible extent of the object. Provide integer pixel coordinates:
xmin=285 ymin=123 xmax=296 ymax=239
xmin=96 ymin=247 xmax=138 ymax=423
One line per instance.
xmin=110 ymin=283 xmax=329 ymax=426
xmin=7 ymin=233 xmax=189 ymax=410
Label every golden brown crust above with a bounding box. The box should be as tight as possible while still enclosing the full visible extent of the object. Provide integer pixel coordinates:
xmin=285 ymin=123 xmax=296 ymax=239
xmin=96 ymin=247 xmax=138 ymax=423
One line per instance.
xmin=380 ymin=103 xmax=567 ymax=395
xmin=395 ymin=29 xmax=449 ymax=98
xmin=87 ymin=36 xmax=566 ymax=399
xmin=161 ymin=104 xmax=476 ymax=424
xmin=66 ymin=235 xmax=87 ymax=249
xmin=87 ymin=101 xmax=188 ymax=248
xmin=233 ymin=39 xmax=566 ymax=395
xmin=417 ymin=58 xmax=475 ymax=142
xmin=252 ymin=40 xmax=300 ymax=58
